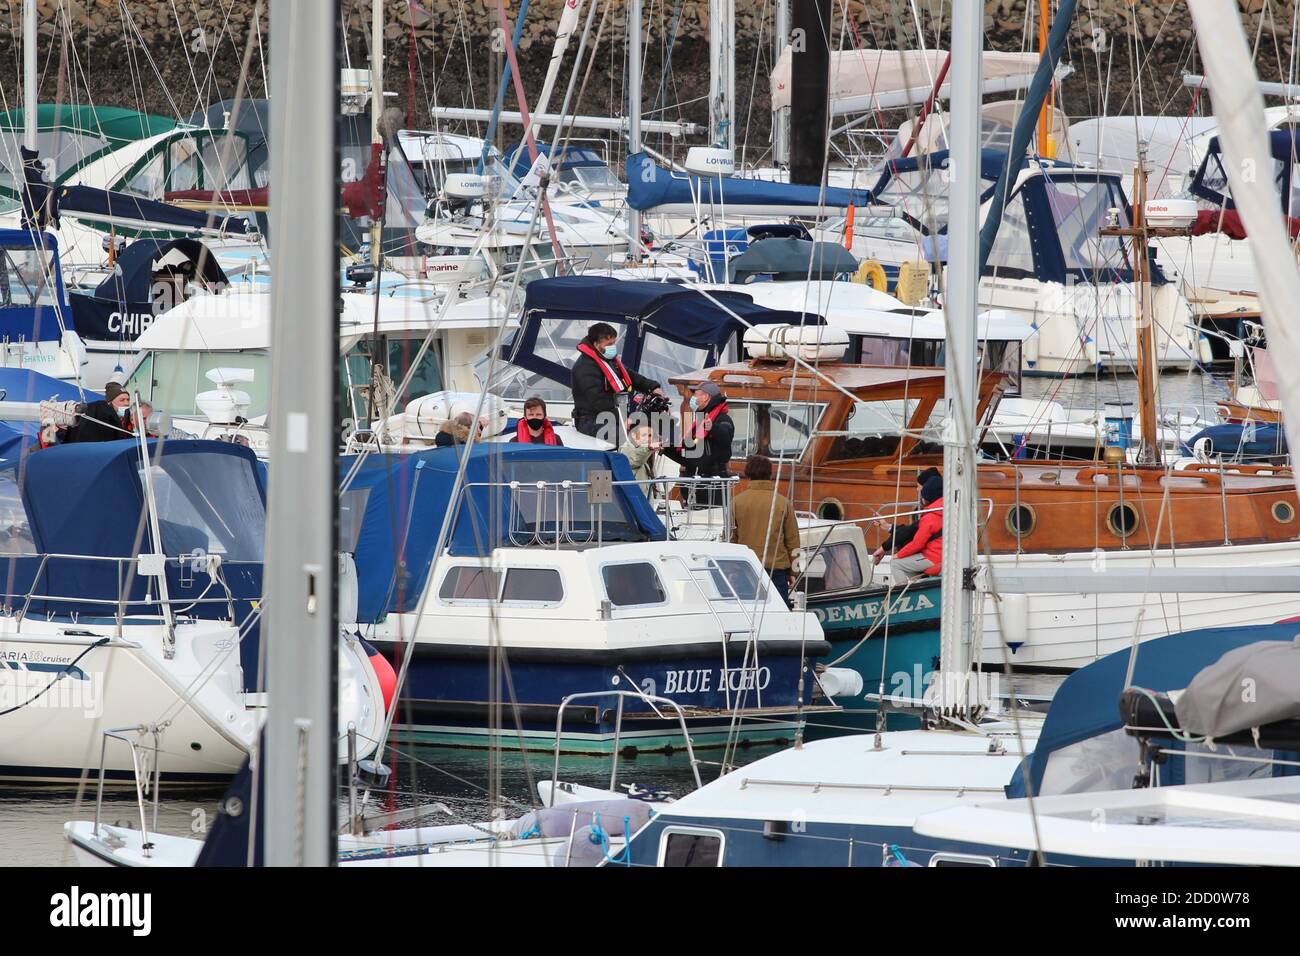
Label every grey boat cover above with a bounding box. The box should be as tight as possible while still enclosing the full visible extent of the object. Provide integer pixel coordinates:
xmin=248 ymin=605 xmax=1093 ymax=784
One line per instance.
xmin=1173 ymin=637 xmax=1300 ymax=739
xmin=726 ymin=237 xmax=860 ymax=283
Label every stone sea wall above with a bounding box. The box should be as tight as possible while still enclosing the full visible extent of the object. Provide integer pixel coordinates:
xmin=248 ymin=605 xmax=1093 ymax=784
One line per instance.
xmin=0 ymin=1 xmax=1294 ymax=149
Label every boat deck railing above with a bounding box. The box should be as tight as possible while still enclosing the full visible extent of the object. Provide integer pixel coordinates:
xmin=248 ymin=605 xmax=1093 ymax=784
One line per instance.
xmin=460 ymin=474 xmax=738 ymax=549
xmin=91 ymin=724 xmax=164 ymax=860
xmin=0 ymin=552 xmax=246 ymax=633
xmin=549 ymin=690 xmax=703 ymax=805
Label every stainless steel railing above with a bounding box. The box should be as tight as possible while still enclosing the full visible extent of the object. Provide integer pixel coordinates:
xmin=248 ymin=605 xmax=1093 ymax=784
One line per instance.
xmin=456 ymin=474 xmax=737 ymax=549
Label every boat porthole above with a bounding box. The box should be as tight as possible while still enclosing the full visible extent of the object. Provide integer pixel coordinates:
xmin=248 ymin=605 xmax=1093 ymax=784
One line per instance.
xmin=1274 ymin=501 xmax=1295 ymax=524
xmin=818 ymin=498 xmax=844 ymax=521
xmin=1005 ymin=504 xmax=1036 ymax=538
xmin=1107 ymin=502 xmax=1139 ymax=538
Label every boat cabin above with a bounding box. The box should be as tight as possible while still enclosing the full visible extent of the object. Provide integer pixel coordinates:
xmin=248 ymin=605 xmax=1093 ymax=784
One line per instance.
xmin=672 ymin=349 xmax=1300 ymax=555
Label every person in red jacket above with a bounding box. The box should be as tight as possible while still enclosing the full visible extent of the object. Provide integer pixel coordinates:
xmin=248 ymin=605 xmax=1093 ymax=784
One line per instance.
xmin=889 ymin=475 xmax=943 ymax=586
xmin=512 ymin=396 xmax=563 ymax=446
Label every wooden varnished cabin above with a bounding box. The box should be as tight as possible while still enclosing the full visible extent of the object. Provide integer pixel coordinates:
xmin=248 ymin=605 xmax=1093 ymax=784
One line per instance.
xmin=670 ymin=358 xmax=1300 ymax=555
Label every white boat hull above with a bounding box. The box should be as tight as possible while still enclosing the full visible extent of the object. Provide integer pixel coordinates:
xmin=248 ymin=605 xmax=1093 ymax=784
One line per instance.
xmin=0 ymin=620 xmax=256 ymax=783
xmin=979 ymin=539 xmax=1300 ymax=670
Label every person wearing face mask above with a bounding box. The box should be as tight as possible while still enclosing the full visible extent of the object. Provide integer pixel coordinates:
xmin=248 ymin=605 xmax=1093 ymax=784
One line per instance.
xmin=512 ymin=396 xmax=563 ymax=446
xmin=66 ymin=385 xmax=134 ymax=443
xmin=571 ymin=322 xmax=664 ymax=443
xmin=663 ymin=380 xmax=734 ymax=507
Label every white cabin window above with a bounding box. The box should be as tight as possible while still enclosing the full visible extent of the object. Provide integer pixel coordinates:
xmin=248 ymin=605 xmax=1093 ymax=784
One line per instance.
xmin=601 ymin=562 xmax=666 ymax=608
xmin=638 ymin=333 xmax=710 ymax=390
xmin=984 ymin=189 xmax=1035 ymax=279
xmin=704 ymin=559 xmax=767 ymax=602
xmin=0 ymin=472 xmax=33 ymax=555
xmin=803 ymin=542 xmax=863 ymax=595
xmin=501 ymin=567 xmax=563 ymax=604
xmin=728 ymin=400 xmax=826 ymax=461
xmin=0 ymin=246 xmax=57 ymax=308
xmin=140 ymin=453 xmax=265 ymax=560
xmin=438 ymin=566 xmax=502 ymax=602
xmin=658 ymin=827 xmax=725 ymax=867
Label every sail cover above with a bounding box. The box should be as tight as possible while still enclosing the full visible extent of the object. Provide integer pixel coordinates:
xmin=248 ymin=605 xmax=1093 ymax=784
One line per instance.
xmin=626 ymin=152 xmax=873 ymax=213
xmin=769 ymin=48 xmax=1047 ymax=115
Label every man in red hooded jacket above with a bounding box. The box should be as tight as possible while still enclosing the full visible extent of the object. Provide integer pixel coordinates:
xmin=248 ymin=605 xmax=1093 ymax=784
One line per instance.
xmin=889 ymin=475 xmax=942 ymax=586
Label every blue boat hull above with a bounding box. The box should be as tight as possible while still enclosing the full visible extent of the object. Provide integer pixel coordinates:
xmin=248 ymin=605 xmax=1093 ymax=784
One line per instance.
xmin=371 ymin=638 xmax=833 ymax=754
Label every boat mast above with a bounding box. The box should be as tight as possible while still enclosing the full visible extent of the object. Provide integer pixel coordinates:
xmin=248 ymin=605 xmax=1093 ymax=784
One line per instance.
xmin=1097 ymin=152 xmax=1161 ymax=465
xmin=627 ymin=0 xmax=642 ymax=261
xmin=264 ymin=0 xmax=340 ymax=867
xmin=368 ymin=0 xmax=384 ymax=271
xmin=1132 ymin=154 xmax=1160 ymax=465
xmin=709 ymin=0 xmax=735 ymax=150
xmin=23 ymin=0 xmax=36 ymax=151
xmin=772 ymin=0 xmax=789 ymax=165
xmin=1034 ymin=0 xmax=1056 ymax=158
xmin=788 ymin=0 xmax=830 ymax=185
xmin=936 ymin=0 xmax=982 ymax=719
xmin=1188 ymin=0 xmax=1300 ymax=475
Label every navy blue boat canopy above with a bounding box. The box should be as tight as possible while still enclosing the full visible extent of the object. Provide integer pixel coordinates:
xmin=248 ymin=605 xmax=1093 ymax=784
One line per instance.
xmin=0 ymin=438 xmax=266 ymax=617
xmin=0 ymin=227 xmax=70 ymax=342
xmin=70 ymin=237 xmax=230 ymax=342
xmin=506 ymin=275 xmax=823 ymax=390
xmin=1007 ymin=622 xmax=1300 ymax=800
xmin=506 ymin=143 xmax=613 ymax=177
xmin=1190 ymin=129 xmax=1300 ymax=211
xmin=344 ymin=444 xmax=666 ymax=623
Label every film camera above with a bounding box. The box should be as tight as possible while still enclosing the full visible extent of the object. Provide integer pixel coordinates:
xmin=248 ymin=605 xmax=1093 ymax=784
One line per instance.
xmin=630 ymin=390 xmax=674 ymax=417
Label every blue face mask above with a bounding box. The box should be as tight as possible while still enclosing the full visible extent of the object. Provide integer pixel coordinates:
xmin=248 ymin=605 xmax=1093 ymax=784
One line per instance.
xmin=602 ymin=344 xmax=617 ymax=359
xmin=689 ymin=396 xmax=700 ymax=412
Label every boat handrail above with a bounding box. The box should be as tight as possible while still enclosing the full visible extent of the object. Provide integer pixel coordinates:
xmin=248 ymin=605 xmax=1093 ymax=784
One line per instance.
xmin=549 ymin=690 xmax=702 ymax=805
xmin=4 ymin=551 xmax=245 ymax=630
xmin=91 ymin=724 xmax=164 ymax=861
xmin=457 ymin=475 xmax=738 ymax=548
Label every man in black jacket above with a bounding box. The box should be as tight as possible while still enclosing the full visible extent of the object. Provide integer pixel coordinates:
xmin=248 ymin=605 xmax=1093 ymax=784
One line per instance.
xmin=663 ymin=380 xmax=734 ymax=507
xmin=66 ymin=385 xmax=133 ymax=443
xmin=570 ymin=322 xmax=664 ymax=443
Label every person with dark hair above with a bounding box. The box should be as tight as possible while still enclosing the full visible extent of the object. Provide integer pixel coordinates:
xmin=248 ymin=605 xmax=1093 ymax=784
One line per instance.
xmin=870 ymin=466 xmax=940 ymax=564
xmin=513 ymin=396 xmax=563 ymax=445
xmin=663 ymin=380 xmax=735 ymax=507
xmin=730 ymin=454 xmax=800 ymax=606
xmin=570 ymin=322 xmax=664 ymax=442
xmin=888 ymin=475 xmax=943 ymax=586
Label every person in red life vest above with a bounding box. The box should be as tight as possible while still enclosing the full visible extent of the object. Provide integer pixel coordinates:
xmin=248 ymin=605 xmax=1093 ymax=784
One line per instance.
xmin=663 ymin=380 xmax=734 ymax=507
xmin=513 ymin=396 xmax=563 ymax=446
xmin=571 ymin=322 xmax=664 ymax=443
xmin=888 ymin=475 xmax=943 ymax=586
